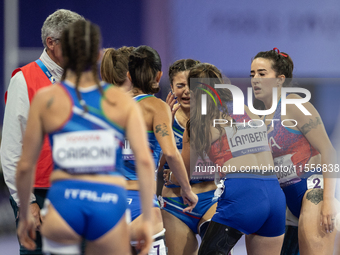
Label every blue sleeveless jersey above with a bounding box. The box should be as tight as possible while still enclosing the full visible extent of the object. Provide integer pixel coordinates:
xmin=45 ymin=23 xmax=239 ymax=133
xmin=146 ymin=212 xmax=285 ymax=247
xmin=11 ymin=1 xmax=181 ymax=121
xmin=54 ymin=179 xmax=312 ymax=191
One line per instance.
xmin=122 ymin=94 xmax=162 ymax=180
xmin=48 ymin=81 xmax=125 ymax=176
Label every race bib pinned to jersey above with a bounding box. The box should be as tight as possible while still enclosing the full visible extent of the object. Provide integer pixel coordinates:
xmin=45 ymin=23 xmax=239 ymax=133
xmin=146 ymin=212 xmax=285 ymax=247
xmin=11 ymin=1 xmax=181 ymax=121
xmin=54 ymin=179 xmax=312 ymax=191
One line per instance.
xmin=224 ymin=124 xmax=270 ymax=157
xmin=53 ymin=130 xmax=117 ymax=174
xmin=274 ymin=154 xmax=299 ymax=185
xmin=307 ymin=174 xmax=324 ymax=190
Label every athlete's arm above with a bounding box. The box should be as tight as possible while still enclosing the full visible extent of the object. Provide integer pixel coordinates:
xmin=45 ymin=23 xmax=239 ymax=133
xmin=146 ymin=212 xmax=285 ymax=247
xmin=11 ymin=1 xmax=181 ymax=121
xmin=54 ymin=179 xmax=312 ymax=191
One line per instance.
xmin=125 ymin=99 xmax=154 ymax=254
xmin=16 ymin=91 xmax=46 ymax=250
xmin=287 ymin=94 xmax=337 ymax=233
xmin=157 ymin=154 xmax=166 ymax=176
xmin=164 ymin=128 xmax=195 ymax=186
xmin=152 ymin=100 xmax=198 ymax=211
xmin=159 ymin=94 xmax=182 ymax=186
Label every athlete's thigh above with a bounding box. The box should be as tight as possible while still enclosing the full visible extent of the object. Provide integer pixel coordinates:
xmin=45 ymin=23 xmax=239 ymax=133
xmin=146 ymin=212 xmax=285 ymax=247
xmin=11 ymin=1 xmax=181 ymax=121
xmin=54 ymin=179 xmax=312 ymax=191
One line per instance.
xmin=197 ymin=202 xmax=217 ymax=234
xmin=161 ymin=210 xmax=198 ymax=255
xmin=334 ymin=231 xmax=340 ymax=255
xmin=86 ymin=214 xmax=131 ymax=255
xmin=299 ymin=189 xmax=337 ymax=255
xmin=198 ymin=202 xmax=217 ymax=226
xmin=246 ymin=234 xmax=284 ymax=255
xmin=41 ymin=204 xmax=81 ymax=244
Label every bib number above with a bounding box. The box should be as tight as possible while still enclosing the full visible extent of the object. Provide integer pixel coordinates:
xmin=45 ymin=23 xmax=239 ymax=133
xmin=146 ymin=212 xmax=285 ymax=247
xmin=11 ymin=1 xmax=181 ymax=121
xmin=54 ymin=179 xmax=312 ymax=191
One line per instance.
xmin=127 ymin=198 xmax=133 ymax=205
xmin=192 ymin=155 xmax=215 ymax=181
xmin=274 ymin=154 xmax=298 ymax=184
xmin=53 ymin=130 xmax=117 ymax=174
xmin=150 ymin=240 xmax=167 ymax=255
xmin=307 ymin=174 xmax=324 ymax=189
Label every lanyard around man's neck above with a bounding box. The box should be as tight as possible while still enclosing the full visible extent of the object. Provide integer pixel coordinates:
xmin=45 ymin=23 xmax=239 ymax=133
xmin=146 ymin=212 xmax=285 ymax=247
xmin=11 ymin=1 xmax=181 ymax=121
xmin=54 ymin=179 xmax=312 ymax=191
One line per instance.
xmin=35 ymin=59 xmax=56 ymax=84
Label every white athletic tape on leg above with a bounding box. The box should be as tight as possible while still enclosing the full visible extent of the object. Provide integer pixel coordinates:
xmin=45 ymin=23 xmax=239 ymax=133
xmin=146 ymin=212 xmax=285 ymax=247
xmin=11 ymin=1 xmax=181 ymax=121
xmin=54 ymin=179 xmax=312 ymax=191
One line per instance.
xmin=42 ymin=236 xmax=80 ymax=255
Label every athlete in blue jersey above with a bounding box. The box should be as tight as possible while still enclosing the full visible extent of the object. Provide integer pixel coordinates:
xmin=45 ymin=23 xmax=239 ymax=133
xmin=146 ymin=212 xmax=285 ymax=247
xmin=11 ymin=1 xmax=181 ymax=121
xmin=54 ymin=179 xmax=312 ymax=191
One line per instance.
xmin=126 ymin=46 xmax=198 ymax=254
xmin=101 ymin=46 xmax=168 ymax=254
xmin=15 ymin=20 xmax=154 ymax=255
xmin=186 ymin=63 xmax=286 ymax=255
xmin=159 ymin=59 xmax=218 ymax=255
xmin=122 ymin=94 xmax=166 ymax=254
xmin=251 ymin=48 xmax=339 ymax=255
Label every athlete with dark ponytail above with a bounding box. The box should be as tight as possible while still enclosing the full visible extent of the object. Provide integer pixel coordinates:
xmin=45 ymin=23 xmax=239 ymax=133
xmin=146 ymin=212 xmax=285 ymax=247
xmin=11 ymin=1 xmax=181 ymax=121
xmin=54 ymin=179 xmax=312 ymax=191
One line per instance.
xmin=251 ymin=48 xmax=339 ymax=255
xmin=126 ymin=46 xmax=198 ymax=254
xmin=16 ymin=20 xmax=154 ymax=255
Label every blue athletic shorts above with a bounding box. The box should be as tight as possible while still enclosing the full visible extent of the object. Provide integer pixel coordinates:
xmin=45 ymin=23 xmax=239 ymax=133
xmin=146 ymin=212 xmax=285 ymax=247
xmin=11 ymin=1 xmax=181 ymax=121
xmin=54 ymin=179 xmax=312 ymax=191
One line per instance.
xmin=212 ymin=173 xmax=286 ymax=237
xmin=127 ymin=190 xmax=160 ymax=222
xmin=47 ymin=179 xmax=127 ymax=241
xmin=160 ymin=190 xmax=216 ymax=234
xmin=282 ymin=170 xmax=323 ymax=218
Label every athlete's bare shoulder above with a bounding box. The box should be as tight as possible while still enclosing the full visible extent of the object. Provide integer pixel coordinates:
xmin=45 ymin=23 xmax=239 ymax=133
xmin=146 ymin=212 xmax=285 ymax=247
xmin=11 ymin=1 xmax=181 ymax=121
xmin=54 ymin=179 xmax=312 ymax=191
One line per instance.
xmin=103 ymin=85 xmax=139 ymax=127
xmin=33 ymin=83 xmax=67 ymax=107
xmin=137 ymin=95 xmax=168 ymax=114
xmin=286 ymin=93 xmax=303 ymax=100
xmin=105 ymin=85 xmax=135 ymax=106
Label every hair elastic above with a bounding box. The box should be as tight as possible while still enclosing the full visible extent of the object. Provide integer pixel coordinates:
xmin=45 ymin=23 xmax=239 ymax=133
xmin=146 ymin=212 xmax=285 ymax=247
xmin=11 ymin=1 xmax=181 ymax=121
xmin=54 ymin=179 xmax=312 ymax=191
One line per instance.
xmin=273 ymin=47 xmax=288 ymax=57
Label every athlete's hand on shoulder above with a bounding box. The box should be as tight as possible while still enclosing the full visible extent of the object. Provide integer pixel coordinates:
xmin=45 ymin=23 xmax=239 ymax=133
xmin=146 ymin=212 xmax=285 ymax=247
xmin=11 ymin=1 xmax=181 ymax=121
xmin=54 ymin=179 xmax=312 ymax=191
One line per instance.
xmin=135 ymin=220 xmax=153 ymax=255
xmin=17 ymin=214 xmax=36 ymax=250
xmin=181 ymin=187 xmax=198 ymax=213
xmin=321 ymin=197 xmax=337 ymax=233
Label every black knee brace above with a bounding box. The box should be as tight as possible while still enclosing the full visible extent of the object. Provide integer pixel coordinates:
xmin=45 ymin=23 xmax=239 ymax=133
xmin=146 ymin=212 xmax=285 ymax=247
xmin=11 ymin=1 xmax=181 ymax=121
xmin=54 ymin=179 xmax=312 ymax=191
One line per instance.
xmin=198 ymin=221 xmax=243 ymax=255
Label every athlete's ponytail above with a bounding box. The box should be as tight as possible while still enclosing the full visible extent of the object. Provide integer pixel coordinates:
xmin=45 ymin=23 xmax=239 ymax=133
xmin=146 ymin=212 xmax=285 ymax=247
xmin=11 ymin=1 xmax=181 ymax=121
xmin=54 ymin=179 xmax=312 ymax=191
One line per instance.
xmin=128 ymin=45 xmax=162 ymax=94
